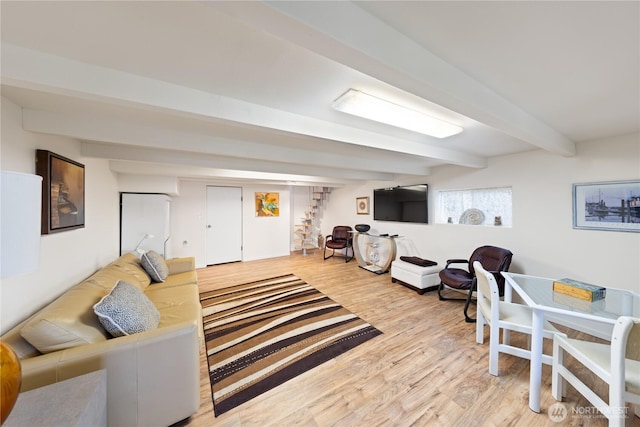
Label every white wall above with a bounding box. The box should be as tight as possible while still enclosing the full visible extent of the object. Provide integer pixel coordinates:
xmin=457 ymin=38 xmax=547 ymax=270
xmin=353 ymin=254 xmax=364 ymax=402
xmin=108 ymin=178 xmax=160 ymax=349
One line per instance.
xmin=322 ymin=133 xmax=640 ymax=292
xmin=169 ymin=181 xmax=291 ymax=268
xmin=0 ymin=97 xmax=120 ymax=333
xmin=118 ymin=174 xmax=179 ymax=196
xmin=243 ymin=185 xmax=291 ymax=261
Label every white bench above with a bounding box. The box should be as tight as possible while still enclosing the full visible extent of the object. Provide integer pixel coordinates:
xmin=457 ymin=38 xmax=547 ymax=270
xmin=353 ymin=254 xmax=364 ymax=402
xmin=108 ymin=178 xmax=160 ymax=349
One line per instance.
xmin=390 ymin=259 xmax=440 ymax=294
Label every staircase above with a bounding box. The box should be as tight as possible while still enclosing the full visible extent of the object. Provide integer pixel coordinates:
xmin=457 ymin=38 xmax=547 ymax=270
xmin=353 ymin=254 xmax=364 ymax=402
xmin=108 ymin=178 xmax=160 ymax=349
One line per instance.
xmin=293 ymin=186 xmax=331 ymax=255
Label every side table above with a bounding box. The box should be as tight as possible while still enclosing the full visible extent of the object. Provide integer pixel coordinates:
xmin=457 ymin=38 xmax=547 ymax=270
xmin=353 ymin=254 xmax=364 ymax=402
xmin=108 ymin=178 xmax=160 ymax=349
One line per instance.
xmin=4 ymin=369 xmax=107 ymax=427
xmin=352 ymin=232 xmax=399 ymax=274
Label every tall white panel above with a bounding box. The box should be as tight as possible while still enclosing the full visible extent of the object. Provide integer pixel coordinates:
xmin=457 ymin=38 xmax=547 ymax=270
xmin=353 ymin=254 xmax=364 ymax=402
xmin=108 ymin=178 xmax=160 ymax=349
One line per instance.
xmin=206 ymin=186 xmax=242 ymax=265
xmin=1 ymin=171 xmax=42 ymax=278
xmin=120 ymin=193 xmax=171 ymax=257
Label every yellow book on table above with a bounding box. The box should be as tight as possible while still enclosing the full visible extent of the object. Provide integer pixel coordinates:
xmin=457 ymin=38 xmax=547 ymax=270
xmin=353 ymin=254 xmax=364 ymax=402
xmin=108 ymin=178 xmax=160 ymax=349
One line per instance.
xmin=552 ymin=278 xmax=606 ymax=301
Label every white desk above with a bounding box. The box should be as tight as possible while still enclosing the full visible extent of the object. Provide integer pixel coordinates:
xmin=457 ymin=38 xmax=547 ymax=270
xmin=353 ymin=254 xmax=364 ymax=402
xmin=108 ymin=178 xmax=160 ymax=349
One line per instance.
xmin=502 ymin=272 xmax=640 ymax=413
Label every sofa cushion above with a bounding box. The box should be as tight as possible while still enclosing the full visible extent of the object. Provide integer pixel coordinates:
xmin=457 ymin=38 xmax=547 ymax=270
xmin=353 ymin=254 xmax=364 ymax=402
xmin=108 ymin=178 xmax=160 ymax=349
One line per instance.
xmin=85 ymin=263 xmax=146 ymax=292
xmin=399 ymin=256 xmax=438 ymax=267
xmin=146 ymin=270 xmax=198 ymax=291
xmin=166 ymin=257 xmax=195 ymax=276
xmin=141 ymin=251 xmax=169 ymax=282
xmin=20 ymin=282 xmax=110 ymax=354
xmin=108 ymin=253 xmax=152 ymax=289
xmin=94 ymin=280 xmax=161 ymax=337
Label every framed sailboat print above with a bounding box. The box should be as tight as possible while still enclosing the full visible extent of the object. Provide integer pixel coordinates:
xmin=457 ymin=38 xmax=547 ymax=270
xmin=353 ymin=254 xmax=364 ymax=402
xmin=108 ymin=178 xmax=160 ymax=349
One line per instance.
xmin=573 ymin=180 xmax=640 ymax=232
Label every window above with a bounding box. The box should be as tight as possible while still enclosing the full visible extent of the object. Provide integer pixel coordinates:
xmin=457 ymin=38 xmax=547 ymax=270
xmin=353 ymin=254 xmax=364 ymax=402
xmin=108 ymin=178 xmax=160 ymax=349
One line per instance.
xmin=437 ymin=187 xmax=512 ymax=226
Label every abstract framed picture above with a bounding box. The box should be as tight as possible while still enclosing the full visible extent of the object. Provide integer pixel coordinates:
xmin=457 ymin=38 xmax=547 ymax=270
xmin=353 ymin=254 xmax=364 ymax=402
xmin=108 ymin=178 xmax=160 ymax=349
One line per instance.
xmin=356 ymin=196 xmax=370 ymax=215
xmin=255 ymin=192 xmax=279 ymax=217
xmin=573 ymin=180 xmax=640 ymax=232
xmin=36 ymin=150 xmax=85 ymax=234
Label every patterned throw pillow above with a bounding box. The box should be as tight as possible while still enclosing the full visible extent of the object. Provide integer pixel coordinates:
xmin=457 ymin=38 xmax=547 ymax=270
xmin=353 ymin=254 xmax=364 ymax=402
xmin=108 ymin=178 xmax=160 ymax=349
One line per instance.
xmin=140 ymin=250 xmax=169 ymax=282
xmin=93 ymin=281 xmax=160 ymax=337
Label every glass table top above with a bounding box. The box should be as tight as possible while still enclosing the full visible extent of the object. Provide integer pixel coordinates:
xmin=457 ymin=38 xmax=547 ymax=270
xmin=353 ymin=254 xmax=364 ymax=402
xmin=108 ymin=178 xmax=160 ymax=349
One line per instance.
xmin=503 ymin=272 xmax=640 ymax=322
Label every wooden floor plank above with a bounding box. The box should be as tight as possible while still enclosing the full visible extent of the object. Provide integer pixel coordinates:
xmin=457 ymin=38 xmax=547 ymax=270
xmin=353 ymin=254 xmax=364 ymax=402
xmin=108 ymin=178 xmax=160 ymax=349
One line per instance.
xmin=173 ymin=252 xmax=638 ymax=427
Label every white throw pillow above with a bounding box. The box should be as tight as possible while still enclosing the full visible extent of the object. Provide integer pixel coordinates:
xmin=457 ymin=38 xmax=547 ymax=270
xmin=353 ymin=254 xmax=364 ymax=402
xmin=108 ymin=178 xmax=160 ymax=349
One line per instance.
xmin=93 ymin=280 xmax=160 ymax=337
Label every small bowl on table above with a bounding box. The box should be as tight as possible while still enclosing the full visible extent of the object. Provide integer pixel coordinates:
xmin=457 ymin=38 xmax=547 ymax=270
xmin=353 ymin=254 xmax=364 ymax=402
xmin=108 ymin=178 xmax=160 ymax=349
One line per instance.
xmin=354 ymin=224 xmax=370 ymax=233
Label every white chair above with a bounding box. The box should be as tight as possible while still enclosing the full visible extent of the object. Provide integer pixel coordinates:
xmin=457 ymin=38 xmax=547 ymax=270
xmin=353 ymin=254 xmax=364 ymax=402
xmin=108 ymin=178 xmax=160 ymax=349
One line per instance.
xmin=552 ymin=316 xmax=640 ymax=427
xmin=474 ymin=261 xmax=562 ymax=376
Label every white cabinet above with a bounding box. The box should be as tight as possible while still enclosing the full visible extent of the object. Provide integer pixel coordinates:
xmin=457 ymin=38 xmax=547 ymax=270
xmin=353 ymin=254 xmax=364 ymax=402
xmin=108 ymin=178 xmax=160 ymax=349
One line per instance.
xmin=120 ymin=193 xmax=171 ymax=257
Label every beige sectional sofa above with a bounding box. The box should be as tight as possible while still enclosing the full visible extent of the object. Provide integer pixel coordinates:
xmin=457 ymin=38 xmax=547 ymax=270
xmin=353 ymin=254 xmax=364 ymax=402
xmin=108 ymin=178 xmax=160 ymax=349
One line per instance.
xmin=1 ymin=252 xmax=202 ymax=427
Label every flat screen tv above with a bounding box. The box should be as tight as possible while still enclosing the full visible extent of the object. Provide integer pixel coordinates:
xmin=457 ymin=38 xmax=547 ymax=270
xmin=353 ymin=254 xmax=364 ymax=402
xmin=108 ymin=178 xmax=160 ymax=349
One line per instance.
xmin=373 ymin=185 xmax=428 ymax=223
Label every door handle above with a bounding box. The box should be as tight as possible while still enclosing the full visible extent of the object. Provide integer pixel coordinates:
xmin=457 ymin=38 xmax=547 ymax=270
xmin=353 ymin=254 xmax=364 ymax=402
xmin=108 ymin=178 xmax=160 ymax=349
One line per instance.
xmin=207 ymin=225 xmax=212 ymax=228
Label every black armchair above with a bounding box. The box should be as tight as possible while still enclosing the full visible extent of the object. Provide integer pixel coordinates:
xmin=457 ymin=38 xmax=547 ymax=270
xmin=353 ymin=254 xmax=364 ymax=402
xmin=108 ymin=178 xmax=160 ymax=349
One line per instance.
xmin=323 ymin=226 xmax=353 ymax=262
xmin=438 ymin=245 xmax=513 ymax=322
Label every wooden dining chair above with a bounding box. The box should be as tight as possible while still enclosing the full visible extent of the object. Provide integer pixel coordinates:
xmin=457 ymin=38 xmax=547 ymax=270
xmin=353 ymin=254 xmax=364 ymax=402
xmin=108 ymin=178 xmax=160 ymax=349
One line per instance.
xmin=552 ymin=316 xmax=640 ymax=427
xmin=474 ymin=261 xmax=563 ymax=376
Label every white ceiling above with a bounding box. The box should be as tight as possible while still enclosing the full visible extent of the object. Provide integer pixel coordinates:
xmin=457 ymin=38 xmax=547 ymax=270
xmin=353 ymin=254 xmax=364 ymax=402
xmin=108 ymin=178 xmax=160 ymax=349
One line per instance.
xmin=1 ymin=1 xmax=638 ymax=186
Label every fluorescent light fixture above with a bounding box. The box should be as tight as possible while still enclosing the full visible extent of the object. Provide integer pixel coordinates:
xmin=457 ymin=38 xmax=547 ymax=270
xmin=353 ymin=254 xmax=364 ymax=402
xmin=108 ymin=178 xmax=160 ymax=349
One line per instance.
xmin=332 ymin=89 xmax=463 ymax=138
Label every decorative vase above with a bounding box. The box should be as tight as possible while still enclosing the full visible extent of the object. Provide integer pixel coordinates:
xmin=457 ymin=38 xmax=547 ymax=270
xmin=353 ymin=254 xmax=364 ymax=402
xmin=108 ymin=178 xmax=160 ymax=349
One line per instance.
xmin=369 ymin=243 xmax=380 ymax=265
xmin=0 ymin=341 xmax=21 ymax=424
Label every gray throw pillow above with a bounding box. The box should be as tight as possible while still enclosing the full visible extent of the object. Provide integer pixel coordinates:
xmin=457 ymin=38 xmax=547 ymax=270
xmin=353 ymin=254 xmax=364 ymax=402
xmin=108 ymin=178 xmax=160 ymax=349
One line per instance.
xmin=140 ymin=250 xmax=169 ymax=282
xmin=93 ymin=280 xmax=160 ymax=337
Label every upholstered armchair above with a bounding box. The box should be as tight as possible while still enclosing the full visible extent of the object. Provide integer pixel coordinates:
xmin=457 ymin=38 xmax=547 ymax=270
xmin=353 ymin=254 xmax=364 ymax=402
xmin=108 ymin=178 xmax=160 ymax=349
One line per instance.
xmin=438 ymin=245 xmax=513 ymax=322
xmin=323 ymin=226 xmax=353 ymax=262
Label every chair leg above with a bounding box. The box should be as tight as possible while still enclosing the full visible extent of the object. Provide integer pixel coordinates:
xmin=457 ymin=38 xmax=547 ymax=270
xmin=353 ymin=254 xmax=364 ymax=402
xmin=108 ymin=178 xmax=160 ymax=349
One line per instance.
xmin=464 ymin=281 xmax=476 ymax=323
xmin=438 ymin=282 xmax=469 ymax=301
xmin=489 ymin=321 xmax=499 ymax=376
xmin=551 ymin=339 xmax=564 ymax=400
xmin=345 ymin=243 xmax=353 ymax=263
xmin=324 ymin=245 xmax=353 ymax=262
xmin=476 ymin=309 xmax=485 ymax=344
xmin=609 ymin=379 xmax=625 ymax=427
xmin=503 ymin=329 xmax=511 ymax=346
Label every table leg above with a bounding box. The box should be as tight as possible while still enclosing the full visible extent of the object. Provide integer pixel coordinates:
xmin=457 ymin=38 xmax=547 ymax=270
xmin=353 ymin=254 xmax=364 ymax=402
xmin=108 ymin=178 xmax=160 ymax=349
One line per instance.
xmin=504 ymin=281 xmax=513 ymax=303
xmin=503 ymin=281 xmax=513 ymax=344
xmin=529 ymin=309 xmax=544 ymax=413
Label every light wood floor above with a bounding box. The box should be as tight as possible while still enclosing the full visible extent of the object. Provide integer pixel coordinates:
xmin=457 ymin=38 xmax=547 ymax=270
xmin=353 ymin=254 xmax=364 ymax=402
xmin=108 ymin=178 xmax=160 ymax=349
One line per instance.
xmin=175 ymin=251 xmax=638 ymax=427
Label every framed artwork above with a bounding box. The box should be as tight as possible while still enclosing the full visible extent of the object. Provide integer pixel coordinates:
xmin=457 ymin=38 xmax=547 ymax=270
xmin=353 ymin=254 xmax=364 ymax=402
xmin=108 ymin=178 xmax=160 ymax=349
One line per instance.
xmin=255 ymin=192 xmax=279 ymax=217
xmin=573 ymin=180 xmax=640 ymax=232
xmin=36 ymin=150 xmax=85 ymax=234
xmin=356 ymin=196 xmax=370 ymax=215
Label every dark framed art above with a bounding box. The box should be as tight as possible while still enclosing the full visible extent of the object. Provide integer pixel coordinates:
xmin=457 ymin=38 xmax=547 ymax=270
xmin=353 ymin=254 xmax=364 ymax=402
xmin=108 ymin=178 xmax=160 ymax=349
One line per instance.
xmin=573 ymin=180 xmax=640 ymax=232
xmin=36 ymin=150 xmax=85 ymax=234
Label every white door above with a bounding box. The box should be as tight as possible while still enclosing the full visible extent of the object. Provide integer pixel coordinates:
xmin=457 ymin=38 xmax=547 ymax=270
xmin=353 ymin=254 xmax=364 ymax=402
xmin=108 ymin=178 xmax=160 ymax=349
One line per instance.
xmin=206 ymin=186 xmax=242 ymax=265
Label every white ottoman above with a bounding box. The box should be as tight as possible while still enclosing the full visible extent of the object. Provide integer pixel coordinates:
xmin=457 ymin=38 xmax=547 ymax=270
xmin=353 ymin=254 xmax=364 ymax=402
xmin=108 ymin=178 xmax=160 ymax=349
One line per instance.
xmin=391 ymin=260 xmax=441 ymax=294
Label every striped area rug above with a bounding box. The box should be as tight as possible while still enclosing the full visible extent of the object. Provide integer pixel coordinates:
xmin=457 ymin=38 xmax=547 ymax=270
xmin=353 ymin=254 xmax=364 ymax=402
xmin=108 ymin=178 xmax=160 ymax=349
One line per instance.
xmin=200 ymin=274 xmax=382 ymax=416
